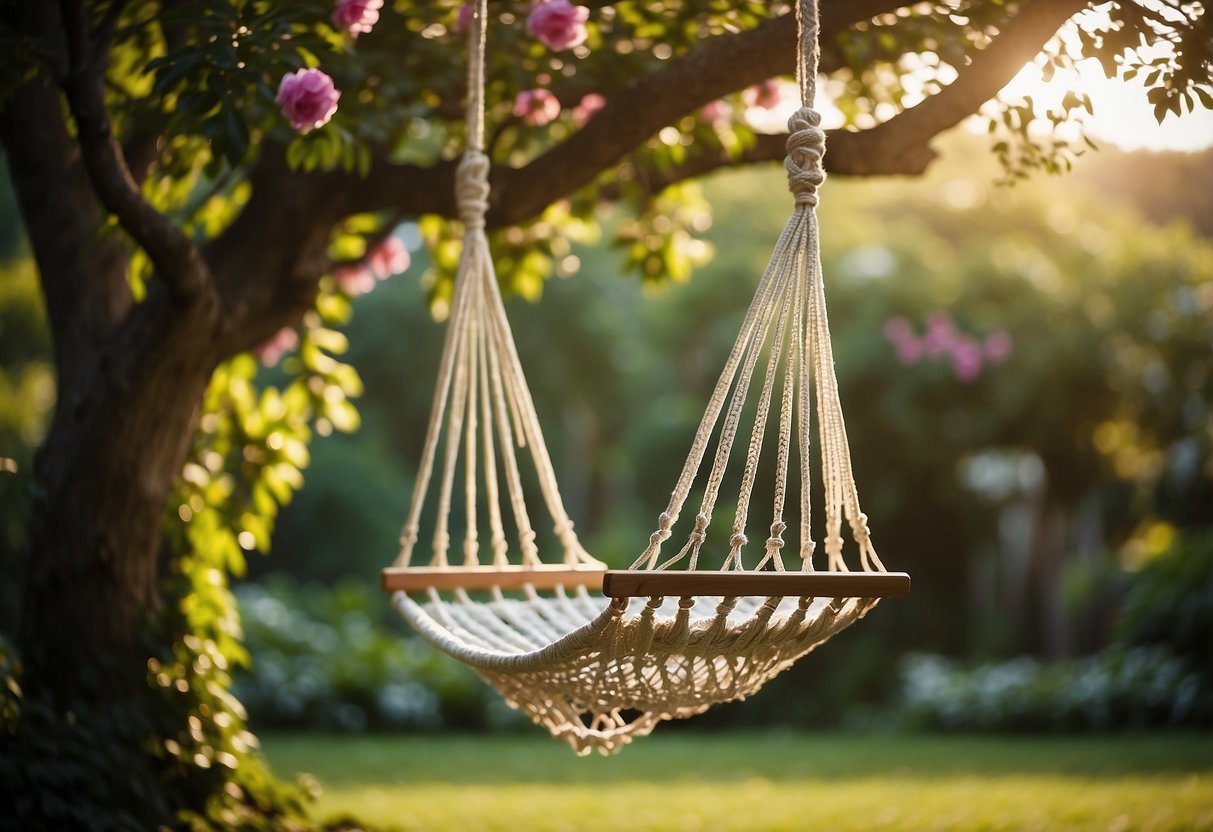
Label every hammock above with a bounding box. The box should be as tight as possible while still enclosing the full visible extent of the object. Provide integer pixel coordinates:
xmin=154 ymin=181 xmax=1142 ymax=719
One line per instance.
xmin=382 ymin=0 xmax=909 ymax=755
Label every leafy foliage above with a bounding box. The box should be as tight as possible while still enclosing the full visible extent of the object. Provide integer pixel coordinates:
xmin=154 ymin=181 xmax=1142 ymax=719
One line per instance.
xmin=233 ymin=580 xmax=514 ymax=732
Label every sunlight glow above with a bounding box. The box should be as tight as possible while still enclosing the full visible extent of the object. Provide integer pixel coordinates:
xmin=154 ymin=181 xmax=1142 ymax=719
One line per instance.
xmin=993 ymin=10 xmax=1213 ymax=152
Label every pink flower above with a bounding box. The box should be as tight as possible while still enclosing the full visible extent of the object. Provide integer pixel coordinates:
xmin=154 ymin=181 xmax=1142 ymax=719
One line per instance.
xmin=252 ymin=327 xmax=299 ymax=367
xmin=455 ymin=2 xmax=474 ymax=36
xmin=950 ymin=337 xmax=984 ymax=382
xmin=276 ymin=68 xmax=340 ymax=132
xmin=883 ymin=315 xmax=923 ymax=364
xmin=334 ymin=264 xmax=376 ymax=296
xmin=894 ymin=336 xmax=924 ymax=366
xmin=527 ymin=0 xmax=589 ymax=51
xmin=514 ymin=89 xmax=561 ymax=126
xmin=698 ymin=99 xmax=730 ymax=126
xmin=572 ymin=93 xmax=606 ymax=127
xmin=883 ymin=315 xmax=914 ymax=344
xmin=743 ymin=79 xmax=782 ymax=110
xmin=332 ymin=0 xmax=383 ymax=37
xmin=984 ymin=330 xmax=1013 ymax=364
xmin=922 ymin=311 xmax=955 ymax=357
xmin=368 ymin=236 xmax=410 ymax=279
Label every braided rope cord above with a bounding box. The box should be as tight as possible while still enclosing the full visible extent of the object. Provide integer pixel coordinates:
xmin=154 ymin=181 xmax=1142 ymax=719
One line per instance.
xmin=389 ymin=0 xmax=888 ymax=756
xmin=393 ymin=0 xmax=596 ymax=572
xmin=633 ymin=0 xmax=885 ymax=576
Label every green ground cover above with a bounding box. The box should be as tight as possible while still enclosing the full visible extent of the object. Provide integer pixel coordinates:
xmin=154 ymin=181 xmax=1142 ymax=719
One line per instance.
xmin=264 ymin=731 xmax=1213 ymax=831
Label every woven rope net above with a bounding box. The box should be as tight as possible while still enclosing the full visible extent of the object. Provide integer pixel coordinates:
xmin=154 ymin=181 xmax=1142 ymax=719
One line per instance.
xmin=388 ymin=0 xmax=890 ymax=755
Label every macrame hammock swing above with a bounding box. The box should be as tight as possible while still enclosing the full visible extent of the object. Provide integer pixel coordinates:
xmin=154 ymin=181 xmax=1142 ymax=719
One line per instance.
xmin=381 ymin=0 xmax=910 ymax=755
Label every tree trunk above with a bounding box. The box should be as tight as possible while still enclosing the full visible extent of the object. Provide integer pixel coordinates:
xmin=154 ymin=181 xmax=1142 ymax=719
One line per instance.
xmin=2 ymin=75 xmax=221 ymax=701
xmin=20 ymin=294 xmax=219 ymax=697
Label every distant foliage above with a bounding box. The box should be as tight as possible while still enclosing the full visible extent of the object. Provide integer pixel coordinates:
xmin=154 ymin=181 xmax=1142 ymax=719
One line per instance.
xmin=898 ymin=647 xmax=1210 ymax=732
xmin=1116 ymin=532 xmax=1213 ymax=690
xmin=898 ymin=533 xmax=1213 ymax=732
xmin=234 ymin=580 xmax=514 ymax=732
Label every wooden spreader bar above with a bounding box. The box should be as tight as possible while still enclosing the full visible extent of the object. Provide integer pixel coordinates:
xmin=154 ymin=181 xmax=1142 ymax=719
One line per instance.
xmin=383 ymin=566 xmax=910 ymax=598
xmin=382 ymin=565 xmax=608 ymax=592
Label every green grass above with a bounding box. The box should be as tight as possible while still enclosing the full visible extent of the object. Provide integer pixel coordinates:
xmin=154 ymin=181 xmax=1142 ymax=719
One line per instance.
xmin=263 ymin=731 xmax=1213 ymax=831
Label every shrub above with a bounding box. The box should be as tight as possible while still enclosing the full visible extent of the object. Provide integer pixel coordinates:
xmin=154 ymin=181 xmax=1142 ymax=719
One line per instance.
xmin=898 ymin=646 xmax=1210 ymax=732
xmin=234 ymin=580 xmax=519 ymax=732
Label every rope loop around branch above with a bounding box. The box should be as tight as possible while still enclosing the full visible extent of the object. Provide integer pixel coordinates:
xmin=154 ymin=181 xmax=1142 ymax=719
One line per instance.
xmin=785 ymin=107 xmax=825 ymax=208
xmin=457 ymin=150 xmax=491 ymax=229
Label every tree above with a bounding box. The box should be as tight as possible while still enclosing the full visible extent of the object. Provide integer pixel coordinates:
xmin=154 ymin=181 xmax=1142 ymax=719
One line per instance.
xmin=0 ymin=0 xmax=1209 ymax=826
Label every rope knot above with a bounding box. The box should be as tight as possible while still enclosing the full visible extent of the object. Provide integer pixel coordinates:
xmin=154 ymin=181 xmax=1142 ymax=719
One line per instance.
xmin=849 ymin=512 xmax=871 ymax=540
xmin=785 ymin=107 xmax=826 ymax=208
xmin=658 ymin=512 xmax=674 ymax=530
xmin=729 ymin=532 xmax=748 ymax=550
xmin=456 ymin=151 xmax=491 ymax=228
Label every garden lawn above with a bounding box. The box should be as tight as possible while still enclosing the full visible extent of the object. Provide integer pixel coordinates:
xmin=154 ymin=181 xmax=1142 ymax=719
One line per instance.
xmin=263 ymin=731 xmax=1213 ymax=832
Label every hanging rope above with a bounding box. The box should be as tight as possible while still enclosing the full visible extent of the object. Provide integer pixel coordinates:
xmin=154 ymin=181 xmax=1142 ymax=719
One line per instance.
xmin=632 ymin=0 xmax=885 ymax=575
xmin=386 ymin=0 xmax=899 ymax=757
xmin=393 ymin=0 xmax=596 ymax=572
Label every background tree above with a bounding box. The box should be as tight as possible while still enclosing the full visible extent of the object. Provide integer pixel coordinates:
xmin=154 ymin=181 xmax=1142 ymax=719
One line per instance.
xmin=0 ymin=0 xmax=1209 ymax=827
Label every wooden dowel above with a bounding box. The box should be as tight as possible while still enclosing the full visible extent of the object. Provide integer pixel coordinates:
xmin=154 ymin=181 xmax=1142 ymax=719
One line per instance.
xmin=384 ymin=566 xmax=911 ymax=599
xmin=382 ymin=564 xmax=608 ymax=592
xmin=601 ymin=570 xmax=911 ymax=599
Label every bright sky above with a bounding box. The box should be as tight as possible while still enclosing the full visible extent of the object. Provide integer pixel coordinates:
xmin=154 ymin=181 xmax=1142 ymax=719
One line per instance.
xmin=1000 ymin=56 xmax=1213 ymax=153
xmin=975 ymin=6 xmax=1212 ymax=153
xmin=752 ymin=8 xmax=1213 ymax=153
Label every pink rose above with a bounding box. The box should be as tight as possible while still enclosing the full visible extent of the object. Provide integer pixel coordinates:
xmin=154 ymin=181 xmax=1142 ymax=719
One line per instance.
xmin=276 ymin=68 xmax=341 ymax=132
xmin=455 ymin=2 xmax=474 ymax=36
xmin=527 ymin=0 xmax=589 ymax=51
xmin=368 ymin=236 xmax=410 ymax=279
xmin=743 ymin=79 xmax=782 ymax=110
xmin=334 ymin=264 xmax=376 ymax=297
xmin=572 ymin=93 xmax=605 ymax=127
xmin=332 ymin=0 xmax=383 ymax=37
xmin=252 ymin=327 xmax=299 ymax=367
xmin=514 ymin=89 xmax=561 ymax=126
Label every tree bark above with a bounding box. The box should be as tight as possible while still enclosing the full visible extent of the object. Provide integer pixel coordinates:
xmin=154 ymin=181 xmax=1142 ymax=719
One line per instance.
xmin=2 ymin=73 xmax=222 ymax=697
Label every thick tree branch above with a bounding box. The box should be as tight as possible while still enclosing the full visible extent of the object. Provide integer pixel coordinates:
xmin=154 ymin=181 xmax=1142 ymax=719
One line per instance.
xmin=57 ymin=0 xmax=211 ymax=301
xmin=513 ymin=0 xmax=1085 ymax=222
xmin=346 ymin=0 xmax=909 ymax=225
xmin=830 ymin=0 xmax=1091 ymax=176
xmin=596 ymin=0 xmax=1091 ymax=197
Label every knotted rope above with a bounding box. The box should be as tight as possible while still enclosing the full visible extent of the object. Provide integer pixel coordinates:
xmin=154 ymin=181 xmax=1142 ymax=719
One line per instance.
xmin=390 ymin=0 xmax=890 ymax=758
xmin=787 ymin=0 xmax=826 ymax=208
xmin=633 ymin=0 xmax=885 ymax=576
xmin=392 ymin=0 xmax=596 ymax=572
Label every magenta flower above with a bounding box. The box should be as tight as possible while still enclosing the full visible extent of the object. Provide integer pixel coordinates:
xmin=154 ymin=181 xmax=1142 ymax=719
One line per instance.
xmin=455 ymin=2 xmax=474 ymax=35
xmin=527 ymin=0 xmax=589 ymax=51
xmin=922 ymin=311 xmax=955 ymax=357
xmin=252 ymin=327 xmax=299 ymax=367
xmin=883 ymin=316 xmax=913 ymax=343
xmin=984 ymin=330 xmax=1014 ymax=364
xmin=883 ymin=316 xmax=922 ymax=365
xmin=743 ymin=79 xmax=782 ymax=110
xmin=698 ymin=99 xmax=730 ymax=126
xmin=332 ymin=0 xmax=383 ymax=37
xmin=894 ymin=337 xmax=924 ymax=366
xmin=276 ymin=68 xmax=340 ymax=132
xmin=334 ymin=264 xmax=376 ymax=297
xmin=950 ymin=337 xmax=984 ymax=382
xmin=368 ymin=236 xmax=410 ymax=279
xmin=572 ymin=93 xmax=606 ymax=127
xmin=514 ymin=89 xmax=561 ymax=126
